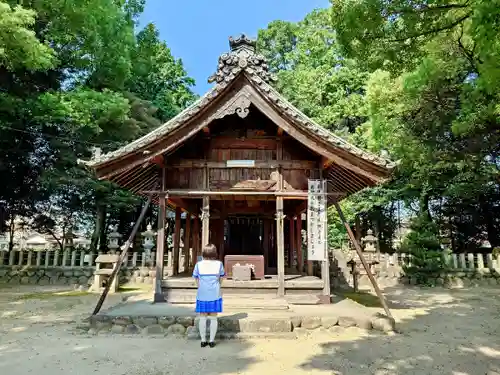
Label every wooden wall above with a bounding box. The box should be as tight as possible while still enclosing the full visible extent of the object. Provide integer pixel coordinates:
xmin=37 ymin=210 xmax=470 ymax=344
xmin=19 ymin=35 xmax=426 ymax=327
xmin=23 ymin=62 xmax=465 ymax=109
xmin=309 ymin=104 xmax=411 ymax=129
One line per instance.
xmin=164 ymin=110 xmax=321 ymax=191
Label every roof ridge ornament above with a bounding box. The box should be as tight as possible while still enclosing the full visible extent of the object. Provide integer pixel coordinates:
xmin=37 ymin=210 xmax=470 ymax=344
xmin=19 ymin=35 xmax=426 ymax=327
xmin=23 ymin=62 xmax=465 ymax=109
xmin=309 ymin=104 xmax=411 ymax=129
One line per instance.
xmin=208 ymin=34 xmax=277 ymax=85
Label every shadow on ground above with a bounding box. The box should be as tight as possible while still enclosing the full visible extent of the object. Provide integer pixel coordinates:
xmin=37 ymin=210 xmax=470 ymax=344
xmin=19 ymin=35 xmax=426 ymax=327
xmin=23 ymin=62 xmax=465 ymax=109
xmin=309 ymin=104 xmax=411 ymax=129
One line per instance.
xmin=0 ymin=286 xmax=259 ymax=375
xmin=302 ymin=286 xmax=500 ymax=375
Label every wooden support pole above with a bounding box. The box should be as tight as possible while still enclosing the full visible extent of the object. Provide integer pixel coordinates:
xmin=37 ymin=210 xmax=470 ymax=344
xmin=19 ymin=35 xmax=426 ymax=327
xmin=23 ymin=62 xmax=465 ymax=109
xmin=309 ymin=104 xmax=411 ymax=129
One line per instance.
xmin=276 ymin=197 xmax=285 ymax=297
xmin=296 ymin=216 xmax=303 ymax=274
xmin=92 ymin=197 xmax=151 ymax=315
xmin=201 ymin=196 xmax=210 ymax=248
xmin=173 ymin=207 xmax=181 ymax=276
xmin=183 ymin=214 xmax=191 ymax=272
xmin=263 ymin=218 xmax=270 ymax=274
xmin=333 ymin=201 xmax=393 ymax=320
xmin=288 ymin=217 xmax=294 ymax=268
xmin=192 ymin=217 xmax=200 ymax=265
xmin=154 ymin=195 xmax=167 ymax=303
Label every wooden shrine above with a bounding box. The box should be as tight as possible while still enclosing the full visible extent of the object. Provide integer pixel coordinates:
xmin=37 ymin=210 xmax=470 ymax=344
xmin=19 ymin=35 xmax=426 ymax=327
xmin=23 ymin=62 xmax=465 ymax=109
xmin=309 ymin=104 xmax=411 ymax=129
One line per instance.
xmin=83 ymin=35 xmax=395 ymax=308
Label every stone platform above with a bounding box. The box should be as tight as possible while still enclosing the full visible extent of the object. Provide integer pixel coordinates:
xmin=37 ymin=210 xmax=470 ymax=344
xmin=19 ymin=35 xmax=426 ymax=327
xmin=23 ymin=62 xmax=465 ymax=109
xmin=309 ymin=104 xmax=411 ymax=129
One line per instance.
xmin=87 ymin=294 xmax=396 ymax=339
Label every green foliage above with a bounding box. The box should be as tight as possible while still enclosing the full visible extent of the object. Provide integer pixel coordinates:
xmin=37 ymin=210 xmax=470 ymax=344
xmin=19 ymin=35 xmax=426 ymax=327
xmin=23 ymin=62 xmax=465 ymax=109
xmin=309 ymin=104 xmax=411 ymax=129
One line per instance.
xmin=0 ymin=2 xmax=55 ymax=70
xmin=0 ymin=0 xmax=195 ymax=252
xmin=259 ymin=0 xmax=499 ymax=255
xmin=400 ymin=215 xmax=446 ymax=286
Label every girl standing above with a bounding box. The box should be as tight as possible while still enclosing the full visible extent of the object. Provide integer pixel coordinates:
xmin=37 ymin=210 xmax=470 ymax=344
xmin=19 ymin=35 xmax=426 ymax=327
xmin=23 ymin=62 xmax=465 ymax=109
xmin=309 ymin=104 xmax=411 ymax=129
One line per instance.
xmin=192 ymin=244 xmax=224 ymax=348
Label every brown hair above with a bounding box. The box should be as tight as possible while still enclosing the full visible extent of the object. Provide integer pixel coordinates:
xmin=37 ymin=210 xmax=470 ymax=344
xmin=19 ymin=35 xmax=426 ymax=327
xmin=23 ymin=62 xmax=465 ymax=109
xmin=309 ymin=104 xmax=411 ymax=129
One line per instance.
xmin=202 ymin=244 xmax=218 ymax=260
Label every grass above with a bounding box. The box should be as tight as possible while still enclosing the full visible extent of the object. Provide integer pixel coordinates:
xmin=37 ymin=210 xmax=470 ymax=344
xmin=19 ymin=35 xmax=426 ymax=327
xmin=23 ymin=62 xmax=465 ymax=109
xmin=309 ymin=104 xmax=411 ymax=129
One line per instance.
xmin=15 ymin=290 xmax=90 ymax=300
xmin=338 ymin=290 xmax=383 ymax=308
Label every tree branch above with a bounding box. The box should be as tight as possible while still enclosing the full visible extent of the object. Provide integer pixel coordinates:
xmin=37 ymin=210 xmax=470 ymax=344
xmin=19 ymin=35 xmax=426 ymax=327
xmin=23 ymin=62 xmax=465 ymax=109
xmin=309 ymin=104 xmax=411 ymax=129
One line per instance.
xmin=388 ymin=12 xmax=472 ymax=42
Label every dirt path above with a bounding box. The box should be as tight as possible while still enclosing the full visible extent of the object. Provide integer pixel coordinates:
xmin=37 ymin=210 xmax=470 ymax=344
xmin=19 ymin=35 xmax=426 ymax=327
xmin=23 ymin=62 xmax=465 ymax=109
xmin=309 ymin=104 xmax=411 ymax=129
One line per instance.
xmin=1 ymin=285 xmax=499 ymax=375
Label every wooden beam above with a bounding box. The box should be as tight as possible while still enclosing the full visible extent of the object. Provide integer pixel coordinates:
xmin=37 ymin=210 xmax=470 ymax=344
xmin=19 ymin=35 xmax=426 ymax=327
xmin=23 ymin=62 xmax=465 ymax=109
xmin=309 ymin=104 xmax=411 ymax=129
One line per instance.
xmin=288 ymin=217 xmax=294 ymax=268
xmin=154 ymin=195 xmax=166 ymax=303
xmin=168 ymin=197 xmax=198 ymax=214
xmin=143 ymin=189 xmax=343 ymax=198
xmin=211 ymin=137 xmax=276 ymax=150
xmin=263 ymin=218 xmax=270 ymax=274
xmin=192 ymin=217 xmax=200 ymax=265
xmin=296 ymin=216 xmax=303 ymax=274
xmin=165 ymin=160 xmax=317 ymax=169
xmin=173 ymin=207 xmax=181 ymax=276
xmin=333 ymin=200 xmax=393 ymax=320
xmin=182 ymin=214 xmax=192 ymax=272
xmin=276 ymin=196 xmax=285 ymax=297
xmin=201 ymin=196 xmax=210 ymax=247
xmin=92 ymin=197 xmax=151 ymax=315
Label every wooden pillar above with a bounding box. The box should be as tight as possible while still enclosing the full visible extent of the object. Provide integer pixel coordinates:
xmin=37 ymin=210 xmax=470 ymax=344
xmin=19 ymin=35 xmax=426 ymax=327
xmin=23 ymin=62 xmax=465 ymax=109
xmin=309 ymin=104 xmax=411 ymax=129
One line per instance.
xmin=201 ymin=196 xmax=210 ymax=248
xmin=276 ymin=197 xmax=285 ymax=297
xmin=333 ymin=201 xmax=393 ymax=320
xmin=263 ymin=218 xmax=270 ymax=274
xmin=296 ymin=215 xmax=303 ymax=274
xmin=154 ymin=195 xmax=166 ymax=302
xmin=192 ymin=217 xmax=200 ymax=266
xmin=182 ymin=214 xmax=191 ymax=273
xmin=288 ymin=217 xmax=294 ymax=269
xmin=173 ymin=206 xmax=181 ymax=276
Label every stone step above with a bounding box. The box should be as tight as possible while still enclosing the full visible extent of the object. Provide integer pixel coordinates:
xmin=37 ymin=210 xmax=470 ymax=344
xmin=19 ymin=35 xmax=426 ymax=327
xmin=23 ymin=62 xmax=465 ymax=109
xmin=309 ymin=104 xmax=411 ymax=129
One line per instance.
xmin=164 ymin=291 xmax=290 ymax=310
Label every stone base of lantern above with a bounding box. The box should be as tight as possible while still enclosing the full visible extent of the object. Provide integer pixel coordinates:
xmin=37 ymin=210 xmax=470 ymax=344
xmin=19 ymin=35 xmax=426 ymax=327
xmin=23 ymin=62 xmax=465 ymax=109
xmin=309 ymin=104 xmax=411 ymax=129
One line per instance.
xmin=89 ymin=254 xmax=120 ymax=294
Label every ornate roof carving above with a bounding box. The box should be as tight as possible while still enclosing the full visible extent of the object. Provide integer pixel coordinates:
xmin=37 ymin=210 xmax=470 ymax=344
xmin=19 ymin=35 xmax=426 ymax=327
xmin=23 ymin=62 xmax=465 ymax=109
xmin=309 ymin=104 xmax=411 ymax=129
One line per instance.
xmin=208 ymin=34 xmax=277 ymax=85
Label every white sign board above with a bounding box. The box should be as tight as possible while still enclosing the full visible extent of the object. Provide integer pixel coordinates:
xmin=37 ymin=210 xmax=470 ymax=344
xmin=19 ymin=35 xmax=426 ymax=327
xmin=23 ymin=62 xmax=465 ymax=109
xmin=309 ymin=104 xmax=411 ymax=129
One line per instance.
xmin=307 ymin=180 xmax=327 ymax=261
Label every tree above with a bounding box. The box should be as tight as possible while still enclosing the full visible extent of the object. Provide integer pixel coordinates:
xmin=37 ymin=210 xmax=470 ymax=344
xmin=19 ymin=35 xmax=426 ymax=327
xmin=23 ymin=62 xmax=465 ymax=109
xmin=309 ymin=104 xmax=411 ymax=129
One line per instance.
xmin=0 ymin=0 xmax=196 ymax=255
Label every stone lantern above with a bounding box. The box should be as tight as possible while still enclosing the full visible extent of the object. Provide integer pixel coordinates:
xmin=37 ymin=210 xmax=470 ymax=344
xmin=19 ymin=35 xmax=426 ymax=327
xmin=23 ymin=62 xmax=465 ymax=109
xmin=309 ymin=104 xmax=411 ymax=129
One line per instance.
xmin=108 ymin=224 xmax=122 ymax=254
xmin=362 ymin=229 xmax=378 ymax=252
xmin=141 ymin=223 xmax=155 ymax=264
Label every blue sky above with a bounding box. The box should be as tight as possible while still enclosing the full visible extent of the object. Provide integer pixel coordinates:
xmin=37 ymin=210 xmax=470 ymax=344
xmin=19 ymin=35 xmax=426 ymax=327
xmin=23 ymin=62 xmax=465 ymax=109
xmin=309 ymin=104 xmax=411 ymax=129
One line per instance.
xmin=139 ymin=0 xmax=330 ymax=95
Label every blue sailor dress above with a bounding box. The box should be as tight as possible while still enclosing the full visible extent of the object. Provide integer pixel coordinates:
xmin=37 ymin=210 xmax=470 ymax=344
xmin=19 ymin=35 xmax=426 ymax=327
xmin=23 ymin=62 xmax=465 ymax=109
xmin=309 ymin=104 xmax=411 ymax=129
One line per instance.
xmin=192 ymin=259 xmax=225 ymax=313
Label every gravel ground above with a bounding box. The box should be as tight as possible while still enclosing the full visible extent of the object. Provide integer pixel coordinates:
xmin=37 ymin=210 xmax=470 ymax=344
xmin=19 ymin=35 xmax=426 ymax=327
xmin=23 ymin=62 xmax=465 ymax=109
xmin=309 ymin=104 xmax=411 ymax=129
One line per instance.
xmin=0 ymin=284 xmax=499 ymax=375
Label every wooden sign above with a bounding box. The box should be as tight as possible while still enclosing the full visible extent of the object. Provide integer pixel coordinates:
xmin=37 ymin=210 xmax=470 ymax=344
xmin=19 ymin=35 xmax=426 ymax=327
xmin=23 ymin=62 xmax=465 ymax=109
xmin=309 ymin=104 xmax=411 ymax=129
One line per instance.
xmin=307 ymin=180 xmax=327 ymax=261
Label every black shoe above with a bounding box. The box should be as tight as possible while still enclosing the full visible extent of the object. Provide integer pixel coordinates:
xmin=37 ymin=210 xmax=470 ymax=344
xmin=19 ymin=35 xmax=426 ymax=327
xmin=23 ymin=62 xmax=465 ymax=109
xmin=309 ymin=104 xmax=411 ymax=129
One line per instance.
xmin=201 ymin=342 xmax=208 ymax=348
xmin=209 ymin=342 xmax=216 ymax=348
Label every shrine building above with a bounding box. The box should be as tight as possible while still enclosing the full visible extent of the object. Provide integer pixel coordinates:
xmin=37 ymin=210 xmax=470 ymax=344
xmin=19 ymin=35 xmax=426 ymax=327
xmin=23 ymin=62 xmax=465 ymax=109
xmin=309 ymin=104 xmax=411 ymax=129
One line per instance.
xmin=85 ymin=35 xmax=395 ymax=305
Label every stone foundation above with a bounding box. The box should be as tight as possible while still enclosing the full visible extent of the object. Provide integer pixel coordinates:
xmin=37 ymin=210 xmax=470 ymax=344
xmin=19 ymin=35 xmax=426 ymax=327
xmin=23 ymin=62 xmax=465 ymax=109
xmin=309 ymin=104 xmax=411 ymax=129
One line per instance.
xmin=86 ymin=312 xmax=395 ymax=338
xmin=0 ymin=265 xmax=157 ymax=287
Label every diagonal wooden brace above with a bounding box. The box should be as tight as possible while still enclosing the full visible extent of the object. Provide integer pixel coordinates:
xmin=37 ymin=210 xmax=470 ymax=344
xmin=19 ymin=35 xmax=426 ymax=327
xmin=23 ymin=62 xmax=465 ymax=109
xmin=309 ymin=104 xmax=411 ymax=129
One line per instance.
xmin=333 ymin=201 xmax=393 ymax=320
xmin=91 ymin=196 xmax=152 ymax=316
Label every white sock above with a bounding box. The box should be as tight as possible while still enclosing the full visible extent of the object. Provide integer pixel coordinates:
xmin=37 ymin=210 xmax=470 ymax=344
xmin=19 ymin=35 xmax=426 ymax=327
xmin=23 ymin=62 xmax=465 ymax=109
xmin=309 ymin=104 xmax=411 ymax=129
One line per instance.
xmin=209 ymin=316 xmax=218 ymax=342
xmin=198 ymin=316 xmax=207 ymax=342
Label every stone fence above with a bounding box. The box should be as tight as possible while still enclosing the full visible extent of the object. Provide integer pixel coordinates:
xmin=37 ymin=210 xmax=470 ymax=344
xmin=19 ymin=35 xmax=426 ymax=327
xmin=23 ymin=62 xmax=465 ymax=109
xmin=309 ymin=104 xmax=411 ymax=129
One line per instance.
xmin=1 ymin=247 xmax=499 ymax=290
xmin=0 ymin=249 xmax=187 ymax=287
xmin=331 ymin=250 xmax=500 ymax=290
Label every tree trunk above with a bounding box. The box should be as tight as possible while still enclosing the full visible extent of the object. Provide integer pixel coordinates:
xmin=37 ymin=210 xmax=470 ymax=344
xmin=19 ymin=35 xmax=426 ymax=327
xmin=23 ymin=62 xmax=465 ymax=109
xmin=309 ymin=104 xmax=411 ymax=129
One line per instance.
xmin=419 ymin=193 xmax=433 ymax=222
xmin=99 ymin=213 xmax=108 ymax=251
xmin=8 ymin=215 xmax=15 ymax=252
xmin=91 ymin=203 xmax=106 ymax=251
xmin=482 ymin=200 xmax=499 ymax=248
